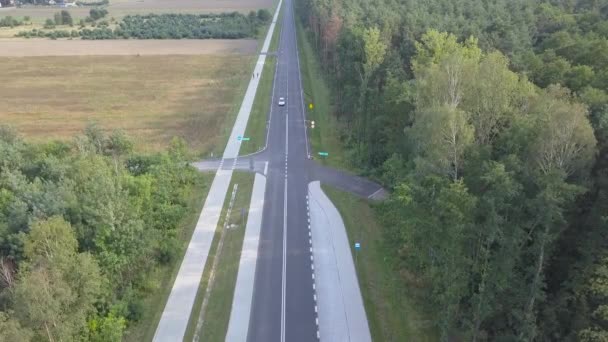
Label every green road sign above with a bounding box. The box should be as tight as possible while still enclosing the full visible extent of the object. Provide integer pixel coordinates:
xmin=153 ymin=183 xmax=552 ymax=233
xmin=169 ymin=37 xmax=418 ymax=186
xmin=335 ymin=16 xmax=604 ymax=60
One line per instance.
xmin=318 ymin=152 xmax=329 ymax=156
xmin=242 ymin=137 xmax=250 ymax=141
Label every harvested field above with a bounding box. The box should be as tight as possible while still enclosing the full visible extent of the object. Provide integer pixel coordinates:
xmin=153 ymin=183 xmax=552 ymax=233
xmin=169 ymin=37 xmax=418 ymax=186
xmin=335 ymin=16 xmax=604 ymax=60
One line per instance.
xmin=0 ymin=54 xmax=253 ymax=154
xmin=0 ymin=0 xmax=274 ymax=23
xmin=110 ymin=0 xmax=273 ymax=11
xmin=0 ymin=38 xmax=258 ymax=56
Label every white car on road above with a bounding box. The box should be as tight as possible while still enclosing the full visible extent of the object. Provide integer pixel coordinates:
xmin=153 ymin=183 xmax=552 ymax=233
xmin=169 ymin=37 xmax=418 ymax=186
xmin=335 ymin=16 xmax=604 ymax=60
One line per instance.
xmin=278 ymin=97 xmax=286 ymax=106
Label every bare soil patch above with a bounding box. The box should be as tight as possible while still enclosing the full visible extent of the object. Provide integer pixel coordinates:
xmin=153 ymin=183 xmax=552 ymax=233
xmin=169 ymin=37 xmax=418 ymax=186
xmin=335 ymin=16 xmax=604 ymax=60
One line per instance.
xmin=0 ymin=55 xmax=253 ymax=153
xmin=0 ymin=38 xmax=257 ymax=56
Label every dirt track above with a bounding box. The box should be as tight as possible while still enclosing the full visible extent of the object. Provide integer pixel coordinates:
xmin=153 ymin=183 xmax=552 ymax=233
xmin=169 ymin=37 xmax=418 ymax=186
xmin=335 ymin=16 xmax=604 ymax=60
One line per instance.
xmin=0 ymin=39 xmax=258 ymax=56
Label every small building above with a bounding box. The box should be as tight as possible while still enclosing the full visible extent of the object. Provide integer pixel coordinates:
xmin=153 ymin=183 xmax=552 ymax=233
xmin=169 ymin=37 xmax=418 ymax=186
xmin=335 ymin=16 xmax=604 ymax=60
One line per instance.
xmin=0 ymin=0 xmax=12 ymax=7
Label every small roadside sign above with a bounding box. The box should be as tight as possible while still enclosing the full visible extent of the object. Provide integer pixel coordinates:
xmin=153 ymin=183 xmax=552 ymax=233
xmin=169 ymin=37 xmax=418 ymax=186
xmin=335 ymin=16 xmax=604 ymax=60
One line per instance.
xmin=318 ymin=152 xmax=329 ymax=157
xmin=241 ymin=137 xmax=250 ymax=141
xmin=237 ymin=135 xmax=242 ymax=141
xmin=355 ymin=242 xmax=361 ymax=251
xmin=309 ymin=103 xmax=314 ymax=110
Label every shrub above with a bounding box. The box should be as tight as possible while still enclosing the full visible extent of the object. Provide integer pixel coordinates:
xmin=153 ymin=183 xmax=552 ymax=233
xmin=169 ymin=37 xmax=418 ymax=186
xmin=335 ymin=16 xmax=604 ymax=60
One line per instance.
xmin=44 ymin=18 xmax=55 ymax=29
xmin=0 ymin=16 xmax=21 ymax=28
xmin=257 ymin=9 xmax=272 ymax=22
xmin=63 ymin=10 xmax=73 ymax=26
xmin=89 ymin=8 xmax=108 ymax=21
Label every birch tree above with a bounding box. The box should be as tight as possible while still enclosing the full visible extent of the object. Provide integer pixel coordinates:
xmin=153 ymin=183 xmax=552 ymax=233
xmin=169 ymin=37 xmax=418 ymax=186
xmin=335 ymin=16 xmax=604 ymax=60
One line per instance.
xmin=411 ymin=105 xmax=474 ymax=181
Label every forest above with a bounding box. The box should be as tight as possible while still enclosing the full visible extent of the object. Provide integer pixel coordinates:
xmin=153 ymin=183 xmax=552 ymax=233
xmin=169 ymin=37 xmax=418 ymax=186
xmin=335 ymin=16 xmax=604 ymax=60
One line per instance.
xmin=297 ymin=0 xmax=608 ymax=340
xmin=0 ymin=125 xmax=203 ymax=341
xmin=15 ymin=11 xmax=272 ymax=39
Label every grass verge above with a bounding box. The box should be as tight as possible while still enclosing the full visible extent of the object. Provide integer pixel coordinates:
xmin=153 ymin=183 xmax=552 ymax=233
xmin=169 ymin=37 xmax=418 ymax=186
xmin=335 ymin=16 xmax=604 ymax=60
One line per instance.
xmin=183 ymin=172 xmax=255 ymax=342
xmin=123 ymin=172 xmax=213 ymax=342
xmin=295 ymin=18 xmax=349 ymax=170
xmin=239 ymin=3 xmax=283 ymax=156
xmin=321 ymin=185 xmax=437 ymax=342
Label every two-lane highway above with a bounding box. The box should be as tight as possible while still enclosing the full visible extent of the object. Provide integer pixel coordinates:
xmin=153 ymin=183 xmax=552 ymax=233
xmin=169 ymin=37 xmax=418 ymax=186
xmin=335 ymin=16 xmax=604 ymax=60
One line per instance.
xmin=247 ymin=0 xmax=317 ymax=340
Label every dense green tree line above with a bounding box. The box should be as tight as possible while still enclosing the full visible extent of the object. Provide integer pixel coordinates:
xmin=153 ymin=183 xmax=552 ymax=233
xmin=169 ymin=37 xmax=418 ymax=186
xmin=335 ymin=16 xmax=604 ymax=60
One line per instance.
xmin=298 ymin=0 xmax=608 ymax=339
xmin=0 ymin=125 xmax=203 ymax=341
xmin=17 ymin=11 xmax=272 ymax=39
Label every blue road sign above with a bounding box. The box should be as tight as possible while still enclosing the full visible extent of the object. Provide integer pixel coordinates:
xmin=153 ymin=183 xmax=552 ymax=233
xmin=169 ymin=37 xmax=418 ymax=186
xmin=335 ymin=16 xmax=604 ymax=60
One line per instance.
xmin=237 ymin=135 xmax=242 ymax=141
xmin=354 ymin=242 xmax=361 ymax=251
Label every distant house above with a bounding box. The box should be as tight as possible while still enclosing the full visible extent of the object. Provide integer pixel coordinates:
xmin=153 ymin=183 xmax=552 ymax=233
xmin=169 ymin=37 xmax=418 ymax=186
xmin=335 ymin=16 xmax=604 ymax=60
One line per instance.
xmin=59 ymin=0 xmax=76 ymax=7
xmin=0 ymin=0 xmax=13 ymax=8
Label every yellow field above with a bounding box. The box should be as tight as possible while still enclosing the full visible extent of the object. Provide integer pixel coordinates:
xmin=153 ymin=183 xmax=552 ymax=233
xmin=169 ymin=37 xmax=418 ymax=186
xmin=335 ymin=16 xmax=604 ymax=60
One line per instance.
xmin=0 ymin=38 xmax=257 ymax=56
xmin=0 ymin=54 xmax=253 ymax=154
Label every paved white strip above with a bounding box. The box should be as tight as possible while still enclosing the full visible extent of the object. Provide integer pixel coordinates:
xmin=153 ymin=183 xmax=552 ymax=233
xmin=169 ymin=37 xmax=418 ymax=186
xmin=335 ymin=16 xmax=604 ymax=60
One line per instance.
xmin=308 ymin=181 xmax=372 ymax=342
xmin=153 ymin=170 xmax=232 ymax=341
xmin=152 ymin=2 xmax=282 ymax=340
xmin=225 ymin=173 xmax=267 ymax=342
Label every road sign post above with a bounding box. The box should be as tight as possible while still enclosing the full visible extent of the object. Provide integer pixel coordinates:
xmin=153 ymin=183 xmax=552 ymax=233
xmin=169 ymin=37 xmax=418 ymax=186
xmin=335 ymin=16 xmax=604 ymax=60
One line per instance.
xmin=318 ymin=152 xmax=329 ymax=157
xmin=354 ymin=242 xmax=361 ymax=264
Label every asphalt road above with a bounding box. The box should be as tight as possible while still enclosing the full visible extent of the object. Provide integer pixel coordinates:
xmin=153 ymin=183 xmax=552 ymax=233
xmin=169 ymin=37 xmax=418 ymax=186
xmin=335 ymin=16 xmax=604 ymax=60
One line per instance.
xmin=245 ymin=0 xmax=381 ymax=340
xmin=193 ymin=0 xmax=384 ymax=339
xmin=246 ymin=0 xmax=317 ymax=340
